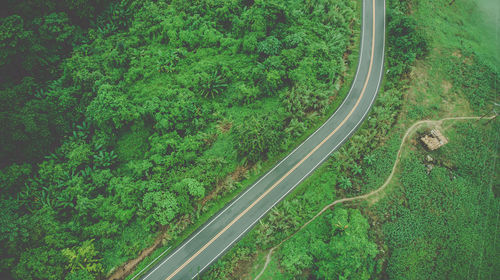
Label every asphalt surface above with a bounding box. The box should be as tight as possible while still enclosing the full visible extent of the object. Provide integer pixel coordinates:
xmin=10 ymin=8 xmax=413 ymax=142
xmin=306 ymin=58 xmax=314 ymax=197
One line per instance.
xmin=141 ymin=0 xmax=385 ymax=279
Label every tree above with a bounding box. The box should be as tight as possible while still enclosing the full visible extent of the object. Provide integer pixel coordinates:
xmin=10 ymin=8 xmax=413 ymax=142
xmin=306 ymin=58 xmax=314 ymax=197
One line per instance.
xmin=324 ymin=209 xmax=378 ymax=279
xmin=258 ymin=36 xmax=281 ymax=56
xmin=231 ymin=113 xmax=284 ymax=163
xmin=352 ymin=163 xmax=363 ymax=175
xmin=86 ymin=84 xmax=138 ymax=131
xmin=386 ymin=11 xmax=428 ymax=80
xmin=279 ymin=208 xmax=378 ymax=279
xmin=338 ymin=176 xmax=352 ymax=190
xmin=183 ymin=178 xmax=205 ymax=198
xmin=142 ymin=190 xmax=179 ymax=226
xmin=14 ymin=247 xmax=65 ymax=280
xmin=0 ymin=15 xmax=31 ymax=73
xmin=62 ymin=239 xmax=103 ymax=277
xmin=363 ymin=154 xmax=375 ymax=165
xmin=198 ymin=68 xmax=228 ymax=98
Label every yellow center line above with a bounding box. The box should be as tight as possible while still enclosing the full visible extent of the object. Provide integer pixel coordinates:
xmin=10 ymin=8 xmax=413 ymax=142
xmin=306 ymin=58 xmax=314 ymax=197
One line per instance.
xmin=165 ymin=1 xmax=377 ymax=279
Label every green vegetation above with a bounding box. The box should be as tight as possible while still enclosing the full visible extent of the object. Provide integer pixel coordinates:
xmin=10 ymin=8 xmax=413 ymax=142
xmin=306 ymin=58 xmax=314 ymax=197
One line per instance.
xmin=0 ymin=0 xmax=360 ymax=279
xmin=202 ymin=0 xmax=426 ymax=278
xmin=0 ymin=0 xmax=118 ymax=164
xmin=208 ymin=0 xmax=499 ymax=279
xmin=378 ymin=121 xmax=499 ymax=279
xmin=278 ymin=208 xmax=378 ymax=279
xmin=372 ymin=0 xmax=500 ymax=278
xmin=1 ymin=0 xmax=498 ymax=279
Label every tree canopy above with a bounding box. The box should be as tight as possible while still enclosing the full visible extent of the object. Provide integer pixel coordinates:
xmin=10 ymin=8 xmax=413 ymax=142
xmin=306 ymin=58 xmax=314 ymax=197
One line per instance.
xmin=280 ymin=208 xmax=378 ymax=279
xmin=0 ymin=0 xmax=356 ymax=278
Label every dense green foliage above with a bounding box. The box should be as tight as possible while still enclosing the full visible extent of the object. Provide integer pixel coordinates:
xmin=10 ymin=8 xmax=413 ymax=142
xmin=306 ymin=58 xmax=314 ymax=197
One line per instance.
xmin=232 ymin=114 xmax=283 ymax=163
xmin=378 ymin=121 xmax=499 ymax=279
xmin=3 ymin=0 xmax=497 ymax=279
xmin=202 ymin=0 xmax=429 ymax=278
xmin=204 ymin=0 xmax=500 ymax=279
xmin=279 ymin=208 xmax=378 ymax=279
xmin=0 ymin=0 xmax=357 ymax=278
xmin=385 ymin=3 xmax=428 ymax=84
xmin=445 ymin=55 xmax=498 ymax=110
xmin=0 ymin=0 xmax=132 ymax=165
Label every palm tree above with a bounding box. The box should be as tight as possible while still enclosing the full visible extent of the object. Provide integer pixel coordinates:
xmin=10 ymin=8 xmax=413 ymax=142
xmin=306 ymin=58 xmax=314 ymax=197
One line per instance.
xmin=93 ymin=150 xmax=117 ymax=168
xmin=352 ymin=164 xmax=362 ymax=176
xmin=364 ymin=154 xmax=375 ymax=165
xmin=200 ymin=69 xmax=227 ymax=98
xmin=338 ymin=176 xmax=352 ymax=190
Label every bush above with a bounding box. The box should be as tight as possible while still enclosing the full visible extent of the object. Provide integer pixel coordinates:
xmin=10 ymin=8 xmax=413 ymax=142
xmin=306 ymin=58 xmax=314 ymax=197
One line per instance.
xmin=232 ymin=113 xmax=284 ymax=163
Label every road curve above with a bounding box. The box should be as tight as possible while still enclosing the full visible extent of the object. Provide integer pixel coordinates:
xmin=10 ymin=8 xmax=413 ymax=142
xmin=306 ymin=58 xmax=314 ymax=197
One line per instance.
xmin=141 ymin=0 xmax=385 ymax=279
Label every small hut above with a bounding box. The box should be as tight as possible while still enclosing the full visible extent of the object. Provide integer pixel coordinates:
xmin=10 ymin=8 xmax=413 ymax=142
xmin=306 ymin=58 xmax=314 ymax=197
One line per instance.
xmin=421 ymin=128 xmax=448 ymax=150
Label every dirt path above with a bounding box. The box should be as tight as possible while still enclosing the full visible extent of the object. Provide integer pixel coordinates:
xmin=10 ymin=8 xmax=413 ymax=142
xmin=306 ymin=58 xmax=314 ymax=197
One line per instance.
xmin=253 ymin=115 xmax=495 ymax=280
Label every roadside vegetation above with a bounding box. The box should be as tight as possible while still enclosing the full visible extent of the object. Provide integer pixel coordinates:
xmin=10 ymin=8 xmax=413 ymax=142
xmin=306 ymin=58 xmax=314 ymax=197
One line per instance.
xmin=0 ymin=0 xmax=360 ymax=279
xmin=1 ymin=0 xmax=497 ymax=279
xmin=206 ymin=0 xmax=499 ymax=279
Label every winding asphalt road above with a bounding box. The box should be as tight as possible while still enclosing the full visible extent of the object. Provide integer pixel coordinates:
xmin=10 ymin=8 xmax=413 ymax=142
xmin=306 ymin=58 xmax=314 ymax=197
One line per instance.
xmin=141 ymin=0 xmax=385 ymax=279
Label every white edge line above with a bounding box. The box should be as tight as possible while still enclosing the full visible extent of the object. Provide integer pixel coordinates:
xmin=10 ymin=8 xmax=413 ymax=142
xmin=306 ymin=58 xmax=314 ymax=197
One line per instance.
xmin=192 ymin=0 xmax=386 ymax=277
xmin=143 ymin=0 xmax=372 ymax=278
xmin=131 ymin=246 xmax=171 ymax=280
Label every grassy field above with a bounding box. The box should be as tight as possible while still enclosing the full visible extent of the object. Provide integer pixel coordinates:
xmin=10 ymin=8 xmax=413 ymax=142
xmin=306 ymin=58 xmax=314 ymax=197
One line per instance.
xmin=401 ymin=0 xmax=498 ymax=120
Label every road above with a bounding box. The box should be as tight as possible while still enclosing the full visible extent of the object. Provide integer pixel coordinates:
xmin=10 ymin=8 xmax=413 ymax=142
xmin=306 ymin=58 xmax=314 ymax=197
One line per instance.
xmin=141 ymin=0 xmax=385 ymax=279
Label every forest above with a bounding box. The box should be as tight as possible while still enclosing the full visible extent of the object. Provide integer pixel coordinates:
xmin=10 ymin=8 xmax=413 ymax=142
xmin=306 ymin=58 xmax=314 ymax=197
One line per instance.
xmin=1 ymin=0 xmax=498 ymax=279
xmin=199 ymin=0 xmax=499 ymax=279
xmin=0 ymin=0 xmax=358 ymax=279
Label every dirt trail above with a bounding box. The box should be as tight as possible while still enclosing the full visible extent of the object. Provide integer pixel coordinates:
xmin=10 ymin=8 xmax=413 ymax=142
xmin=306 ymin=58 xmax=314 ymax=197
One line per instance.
xmin=253 ymin=115 xmax=495 ymax=280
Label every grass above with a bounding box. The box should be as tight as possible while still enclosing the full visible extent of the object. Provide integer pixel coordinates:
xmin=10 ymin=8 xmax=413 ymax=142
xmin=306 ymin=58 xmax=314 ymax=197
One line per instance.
xmin=412 ymin=0 xmax=499 ymax=69
xmin=403 ymin=0 xmax=498 ymax=118
xmin=367 ymin=0 xmax=500 ymax=277
xmin=252 ymin=253 xmax=286 ymax=280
